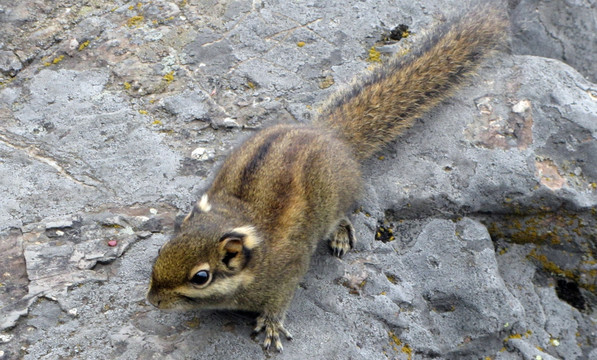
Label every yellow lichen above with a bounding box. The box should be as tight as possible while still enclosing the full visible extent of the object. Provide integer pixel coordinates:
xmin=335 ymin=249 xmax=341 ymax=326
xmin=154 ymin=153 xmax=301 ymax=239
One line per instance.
xmin=389 ymin=331 xmax=401 ymax=346
xmin=297 ymin=41 xmax=306 ymax=47
xmin=52 ymin=55 xmax=65 ymax=64
xmin=319 ymin=75 xmax=334 ymax=89
xmin=139 ymin=110 xmax=148 ymax=115
xmin=505 ymin=333 xmax=522 ymax=341
xmin=152 ymin=119 xmax=163 ymax=125
xmin=527 ymin=249 xmax=576 ymax=280
xmin=368 ymin=46 xmax=382 ymax=62
xmin=123 ymin=82 xmax=132 ymax=90
xmin=401 ymin=344 xmax=412 ymax=360
xmin=78 ymin=40 xmax=90 ymax=51
xmin=185 ymin=317 xmax=200 ymax=328
xmin=127 ymin=15 xmax=144 ymax=27
xmin=163 ymin=71 xmax=174 ymax=83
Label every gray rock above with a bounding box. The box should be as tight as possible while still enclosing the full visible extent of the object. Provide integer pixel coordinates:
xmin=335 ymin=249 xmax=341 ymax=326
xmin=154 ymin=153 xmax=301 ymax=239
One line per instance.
xmin=0 ymin=50 xmax=22 ymax=77
xmin=161 ymin=90 xmax=209 ymax=122
xmin=511 ymin=0 xmax=597 ymax=83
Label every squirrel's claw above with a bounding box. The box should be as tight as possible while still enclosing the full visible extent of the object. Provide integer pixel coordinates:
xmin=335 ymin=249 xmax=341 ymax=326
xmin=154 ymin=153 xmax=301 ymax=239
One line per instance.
xmin=329 ymin=218 xmax=356 ymax=258
xmin=253 ymin=314 xmax=293 ymax=352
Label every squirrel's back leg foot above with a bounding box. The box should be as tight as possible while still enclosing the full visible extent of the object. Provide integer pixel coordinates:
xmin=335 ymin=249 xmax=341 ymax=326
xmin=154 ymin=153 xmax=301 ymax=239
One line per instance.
xmin=328 ymin=217 xmax=356 ymax=258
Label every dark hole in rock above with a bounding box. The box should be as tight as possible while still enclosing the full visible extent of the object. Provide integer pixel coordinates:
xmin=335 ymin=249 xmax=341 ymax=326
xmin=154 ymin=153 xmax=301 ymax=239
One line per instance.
xmin=555 ymin=278 xmax=585 ymax=311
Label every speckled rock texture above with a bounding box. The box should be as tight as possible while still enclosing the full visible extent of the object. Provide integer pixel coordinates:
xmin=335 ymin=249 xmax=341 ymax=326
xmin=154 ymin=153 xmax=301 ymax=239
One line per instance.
xmin=0 ymin=1 xmax=595 ymax=359
xmin=510 ymin=0 xmax=597 ymax=83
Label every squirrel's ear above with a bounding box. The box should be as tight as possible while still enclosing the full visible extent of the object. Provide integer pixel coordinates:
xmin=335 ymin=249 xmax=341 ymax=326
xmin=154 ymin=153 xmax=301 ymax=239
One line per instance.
xmin=218 ymin=226 xmax=261 ymax=271
xmin=182 ymin=194 xmax=212 ymax=227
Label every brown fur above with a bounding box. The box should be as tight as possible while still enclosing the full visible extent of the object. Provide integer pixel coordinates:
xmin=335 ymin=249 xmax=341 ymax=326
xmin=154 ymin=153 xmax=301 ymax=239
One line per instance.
xmin=319 ymin=4 xmax=509 ymax=161
xmin=147 ymin=5 xmax=508 ymax=352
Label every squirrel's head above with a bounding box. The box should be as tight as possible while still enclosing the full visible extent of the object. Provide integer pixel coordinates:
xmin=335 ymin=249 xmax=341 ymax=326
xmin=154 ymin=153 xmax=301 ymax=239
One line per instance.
xmin=147 ymin=194 xmax=262 ymax=310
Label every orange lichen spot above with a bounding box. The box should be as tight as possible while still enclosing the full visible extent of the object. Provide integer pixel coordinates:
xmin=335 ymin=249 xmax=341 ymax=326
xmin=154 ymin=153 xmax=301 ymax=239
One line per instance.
xmin=78 ymin=40 xmax=90 ymax=51
xmin=368 ymin=46 xmax=382 ymax=62
xmin=535 ymin=159 xmax=566 ymax=190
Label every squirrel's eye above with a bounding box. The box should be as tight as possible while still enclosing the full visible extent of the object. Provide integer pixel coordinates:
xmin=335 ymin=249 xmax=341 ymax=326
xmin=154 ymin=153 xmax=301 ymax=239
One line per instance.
xmin=190 ymin=270 xmax=210 ymax=286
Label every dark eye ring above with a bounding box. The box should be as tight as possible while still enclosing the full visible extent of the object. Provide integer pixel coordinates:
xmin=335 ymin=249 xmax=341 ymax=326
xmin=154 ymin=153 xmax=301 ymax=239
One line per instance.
xmin=190 ymin=270 xmax=210 ymax=286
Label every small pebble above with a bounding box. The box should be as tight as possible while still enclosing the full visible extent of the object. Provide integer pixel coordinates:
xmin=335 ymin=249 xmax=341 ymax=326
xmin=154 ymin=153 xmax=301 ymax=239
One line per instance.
xmin=108 ymin=240 xmax=118 ymax=247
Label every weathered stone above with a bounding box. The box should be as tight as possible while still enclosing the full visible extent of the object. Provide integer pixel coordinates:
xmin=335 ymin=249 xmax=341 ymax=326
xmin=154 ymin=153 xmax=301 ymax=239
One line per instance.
xmin=0 ymin=50 xmax=22 ymax=76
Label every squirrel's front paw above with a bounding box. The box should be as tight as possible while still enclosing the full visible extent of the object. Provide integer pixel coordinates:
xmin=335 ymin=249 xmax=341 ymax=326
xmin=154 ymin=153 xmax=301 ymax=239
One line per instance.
xmin=252 ymin=313 xmax=293 ymax=352
xmin=329 ymin=218 xmax=356 ymax=257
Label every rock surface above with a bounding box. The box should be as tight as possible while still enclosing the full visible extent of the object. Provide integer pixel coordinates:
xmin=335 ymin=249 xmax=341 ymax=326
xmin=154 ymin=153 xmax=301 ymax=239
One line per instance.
xmin=0 ymin=1 xmax=596 ymax=359
xmin=510 ymin=0 xmax=597 ymax=83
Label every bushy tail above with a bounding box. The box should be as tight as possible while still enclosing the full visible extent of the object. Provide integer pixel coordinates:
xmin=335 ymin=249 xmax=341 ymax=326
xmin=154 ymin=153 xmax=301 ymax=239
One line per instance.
xmin=317 ymin=4 xmax=509 ymax=161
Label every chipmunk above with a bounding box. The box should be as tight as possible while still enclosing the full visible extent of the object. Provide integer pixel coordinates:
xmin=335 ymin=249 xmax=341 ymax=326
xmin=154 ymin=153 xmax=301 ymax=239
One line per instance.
xmin=147 ymin=4 xmax=508 ymax=352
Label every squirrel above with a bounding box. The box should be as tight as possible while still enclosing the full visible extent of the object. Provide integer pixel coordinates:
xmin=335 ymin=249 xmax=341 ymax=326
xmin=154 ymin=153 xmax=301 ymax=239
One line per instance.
xmin=147 ymin=4 xmax=508 ymax=352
